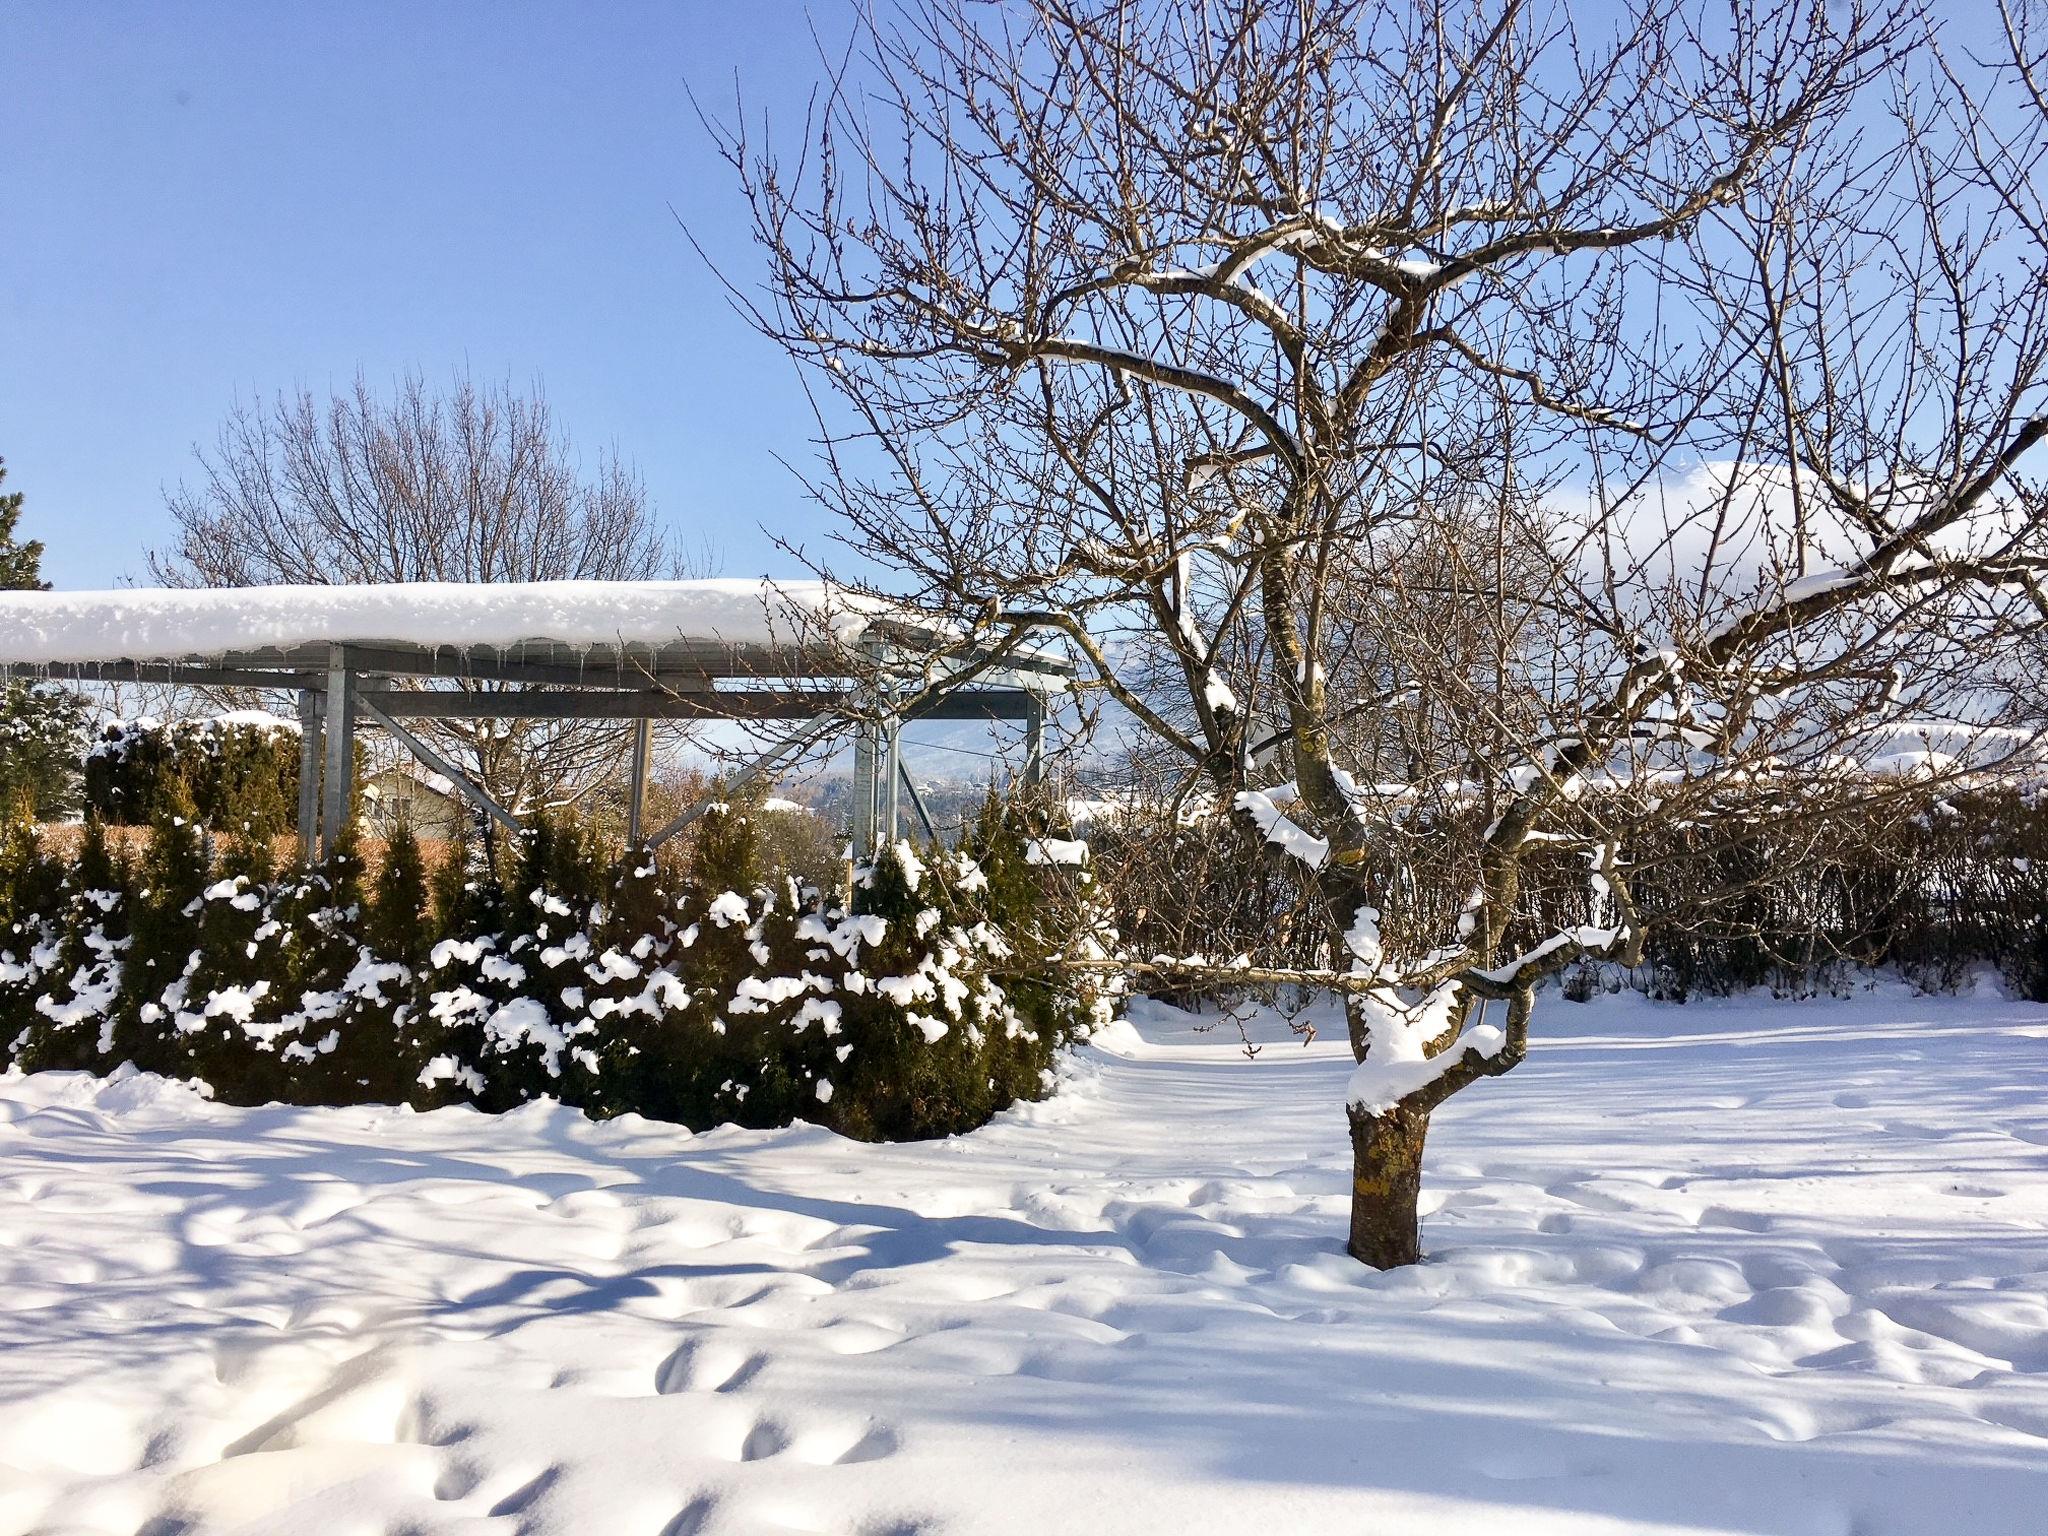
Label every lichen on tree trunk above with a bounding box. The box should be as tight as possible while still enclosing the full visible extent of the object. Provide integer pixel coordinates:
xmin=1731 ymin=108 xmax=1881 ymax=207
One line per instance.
xmin=1348 ymin=1102 xmax=1430 ymax=1269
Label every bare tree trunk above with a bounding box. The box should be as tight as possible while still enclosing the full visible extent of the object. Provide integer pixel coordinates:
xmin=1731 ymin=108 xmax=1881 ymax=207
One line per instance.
xmin=1348 ymin=1103 xmax=1429 ymax=1269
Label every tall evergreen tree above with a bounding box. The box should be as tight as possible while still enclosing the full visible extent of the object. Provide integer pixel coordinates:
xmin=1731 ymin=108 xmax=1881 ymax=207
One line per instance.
xmin=116 ymin=782 xmax=210 ymax=1074
xmin=0 ymin=457 xmax=44 ymax=590
xmin=177 ymin=813 xmax=283 ymax=1098
xmin=367 ymin=820 xmax=434 ymax=967
xmin=14 ymin=815 xmax=133 ymax=1073
xmin=0 ymin=459 xmax=90 ymax=819
xmin=0 ymin=794 xmax=66 ymax=1058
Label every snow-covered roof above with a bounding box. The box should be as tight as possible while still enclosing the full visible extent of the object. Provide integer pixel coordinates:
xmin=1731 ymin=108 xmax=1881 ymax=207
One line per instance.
xmin=0 ymin=580 xmax=889 ymax=666
xmin=365 ymin=762 xmax=458 ymax=799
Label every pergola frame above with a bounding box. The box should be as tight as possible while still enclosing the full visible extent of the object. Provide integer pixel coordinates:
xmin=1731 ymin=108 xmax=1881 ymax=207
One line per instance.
xmin=6 ymin=619 xmax=1064 ymax=860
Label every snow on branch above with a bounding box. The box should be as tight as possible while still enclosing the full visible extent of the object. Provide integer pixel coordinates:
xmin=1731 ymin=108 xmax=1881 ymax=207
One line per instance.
xmin=1233 ymin=787 xmax=1330 ymax=868
xmin=1345 ymin=984 xmax=1506 ymax=1115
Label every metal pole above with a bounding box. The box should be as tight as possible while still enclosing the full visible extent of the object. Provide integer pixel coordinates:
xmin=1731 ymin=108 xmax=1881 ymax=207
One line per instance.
xmin=296 ymin=686 xmax=321 ymax=862
xmin=627 ymin=717 xmax=651 ymax=845
xmin=1023 ymin=691 xmax=1046 ymax=788
xmin=882 ymin=717 xmax=902 ymax=845
xmin=321 ymin=645 xmax=354 ymax=854
xmin=851 ymin=718 xmax=879 ymax=862
xmin=898 ymin=756 xmax=939 ymax=842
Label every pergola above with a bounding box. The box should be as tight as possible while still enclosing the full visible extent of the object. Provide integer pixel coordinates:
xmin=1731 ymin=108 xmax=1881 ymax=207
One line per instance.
xmin=0 ymin=580 xmax=1068 ymax=859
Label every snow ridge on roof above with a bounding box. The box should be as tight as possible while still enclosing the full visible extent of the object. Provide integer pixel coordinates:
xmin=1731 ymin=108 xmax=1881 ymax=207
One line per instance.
xmin=0 ymin=579 xmax=889 ymax=665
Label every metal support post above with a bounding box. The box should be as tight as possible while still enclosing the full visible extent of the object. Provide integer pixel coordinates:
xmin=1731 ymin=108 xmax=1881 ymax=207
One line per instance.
xmin=320 ymin=645 xmax=355 ymax=854
xmin=626 ymin=717 xmax=651 ymax=845
xmin=898 ymin=756 xmax=939 ymax=842
xmin=355 ymin=694 xmax=524 ymax=837
xmin=850 ymin=717 xmax=880 ymax=861
xmin=296 ymin=686 xmax=322 ymax=861
xmin=882 ymin=717 xmax=902 ymax=845
xmin=1023 ymin=691 xmax=1046 ymax=788
xmin=643 ymin=717 xmax=832 ymax=852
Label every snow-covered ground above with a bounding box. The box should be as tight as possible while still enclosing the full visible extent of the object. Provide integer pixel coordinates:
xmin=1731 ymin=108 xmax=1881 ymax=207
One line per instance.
xmin=3 ymin=990 xmax=2046 ymax=1536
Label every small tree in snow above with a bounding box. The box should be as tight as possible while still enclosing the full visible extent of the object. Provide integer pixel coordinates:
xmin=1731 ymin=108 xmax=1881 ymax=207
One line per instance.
xmin=117 ymin=784 xmax=209 ymax=1076
xmin=717 ymin=0 xmax=2048 ymax=1263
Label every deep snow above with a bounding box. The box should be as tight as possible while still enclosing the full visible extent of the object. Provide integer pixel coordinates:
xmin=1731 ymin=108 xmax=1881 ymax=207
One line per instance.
xmin=2 ymin=989 xmax=2046 ymax=1535
xmin=0 ymin=580 xmax=888 ymax=664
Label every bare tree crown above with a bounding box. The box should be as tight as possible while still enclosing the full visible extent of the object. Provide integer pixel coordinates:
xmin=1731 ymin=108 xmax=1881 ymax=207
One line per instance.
xmin=154 ymin=372 xmax=681 ymax=814
xmin=717 ymin=0 xmax=2047 ymax=1263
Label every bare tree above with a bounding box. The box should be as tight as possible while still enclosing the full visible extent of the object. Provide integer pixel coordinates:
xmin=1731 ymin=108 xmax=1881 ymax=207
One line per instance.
xmin=716 ymin=0 xmax=2048 ymax=1265
xmin=153 ymin=371 xmax=680 ymax=816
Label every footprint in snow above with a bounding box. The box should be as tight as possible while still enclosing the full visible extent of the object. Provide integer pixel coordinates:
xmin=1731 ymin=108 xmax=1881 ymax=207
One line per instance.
xmin=488 ymin=1464 xmax=563 ymax=1516
xmin=1695 ymin=1205 xmax=1775 ymax=1232
xmin=658 ymin=1496 xmax=719 ymax=1535
xmin=433 ymin=1457 xmax=485 ymax=1501
xmin=784 ymin=1418 xmax=902 ymax=1465
xmin=735 ymin=1417 xmax=790 ymax=1462
xmin=1542 ymin=1181 xmax=1635 ymax=1213
xmin=655 ymin=1337 xmax=768 ymax=1395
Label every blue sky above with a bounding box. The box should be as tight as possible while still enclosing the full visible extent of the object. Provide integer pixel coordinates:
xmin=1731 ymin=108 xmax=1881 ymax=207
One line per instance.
xmin=2 ymin=1 xmax=842 ymax=590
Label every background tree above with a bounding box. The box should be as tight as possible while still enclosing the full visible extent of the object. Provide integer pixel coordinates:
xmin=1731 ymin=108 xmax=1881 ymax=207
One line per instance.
xmin=0 ymin=457 xmax=44 ymax=590
xmin=718 ymin=0 xmax=2048 ymax=1266
xmin=0 ymin=457 xmax=89 ymax=818
xmin=150 ymin=372 xmax=685 ymax=825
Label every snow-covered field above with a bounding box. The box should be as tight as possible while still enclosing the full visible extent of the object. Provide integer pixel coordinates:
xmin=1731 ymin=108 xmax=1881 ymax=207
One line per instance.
xmin=3 ymin=990 xmax=2046 ymax=1536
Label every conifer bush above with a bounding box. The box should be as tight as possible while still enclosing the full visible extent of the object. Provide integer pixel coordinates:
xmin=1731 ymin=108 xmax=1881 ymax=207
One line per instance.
xmin=0 ymin=799 xmax=70 ymax=1061
xmin=0 ymin=793 xmax=1112 ymax=1142
xmin=115 ymin=785 xmax=210 ymax=1076
xmin=84 ymin=714 xmax=305 ymax=831
xmin=11 ymin=817 xmax=131 ymax=1072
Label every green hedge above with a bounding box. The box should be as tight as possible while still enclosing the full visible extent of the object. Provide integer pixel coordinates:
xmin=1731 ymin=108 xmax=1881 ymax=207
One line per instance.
xmin=0 ymin=793 xmax=1117 ymax=1140
xmin=83 ymin=712 xmax=302 ymax=831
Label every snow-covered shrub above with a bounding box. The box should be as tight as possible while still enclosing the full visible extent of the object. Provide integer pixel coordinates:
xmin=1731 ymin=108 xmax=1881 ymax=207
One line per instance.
xmin=6 ymin=817 xmax=129 ymax=1071
xmin=0 ymin=798 xmax=1106 ymax=1139
xmin=84 ymin=712 xmax=303 ymax=832
xmin=820 ymin=836 xmax=1059 ymax=1140
xmin=0 ymin=802 xmax=72 ymax=1061
xmin=409 ymin=816 xmax=617 ymax=1109
xmin=1504 ymin=784 xmax=2048 ymax=1002
xmin=171 ymin=823 xmax=280 ymax=1090
xmin=111 ymin=784 xmax=210 ymax=1075
xmin=1087 ymin=798 xmax=1324 ymax=997
xmin=0 ymin=679 xmax=90 ymax=821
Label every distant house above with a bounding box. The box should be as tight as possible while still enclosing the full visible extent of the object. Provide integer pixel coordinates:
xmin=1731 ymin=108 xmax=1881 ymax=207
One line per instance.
xmin=361 ymin=763 xmax=463 ymax=840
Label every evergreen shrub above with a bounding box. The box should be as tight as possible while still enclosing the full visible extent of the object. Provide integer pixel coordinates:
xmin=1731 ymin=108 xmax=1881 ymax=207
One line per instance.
xmin=0 ymin=795 xmax=1115 ymax=1141
xmin=84 ymin=713 xmax=303 ymax=831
